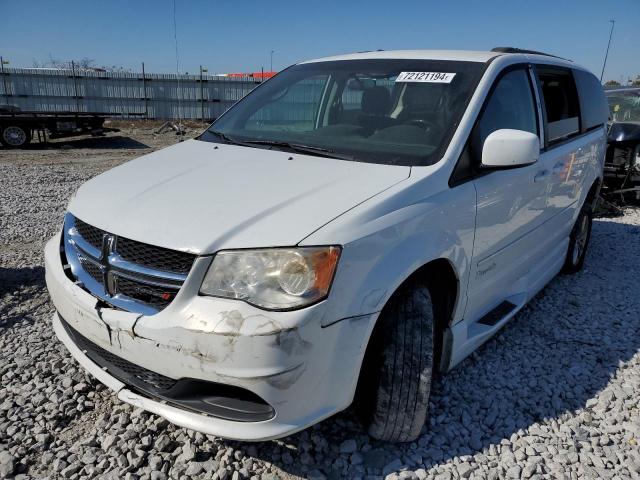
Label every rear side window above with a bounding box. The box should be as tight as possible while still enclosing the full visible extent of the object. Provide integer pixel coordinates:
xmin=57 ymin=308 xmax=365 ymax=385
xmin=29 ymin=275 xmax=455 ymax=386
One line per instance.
xmin=535 ymin=66 xmax=581 ymax=143
xmin=470 ymin=68 xmax=538 ymax=163
xmin=573 ymin=69 xmax=609 ymax=131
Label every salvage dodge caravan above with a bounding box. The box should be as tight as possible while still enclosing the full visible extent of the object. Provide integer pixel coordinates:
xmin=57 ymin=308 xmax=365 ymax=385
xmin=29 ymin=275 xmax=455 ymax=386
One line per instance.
xmin=45 ymin=49 xmax=608 ymax=442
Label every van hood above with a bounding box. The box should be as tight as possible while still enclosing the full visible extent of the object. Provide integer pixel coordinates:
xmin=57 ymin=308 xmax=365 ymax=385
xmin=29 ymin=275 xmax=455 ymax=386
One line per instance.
xmin=69 ymin=139 xmax=410 ymax=254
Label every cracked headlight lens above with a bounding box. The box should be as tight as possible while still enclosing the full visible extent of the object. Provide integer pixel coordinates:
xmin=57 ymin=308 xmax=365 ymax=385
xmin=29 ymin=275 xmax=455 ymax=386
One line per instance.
xmin=200 ymin=246 xmax=341 ymax=310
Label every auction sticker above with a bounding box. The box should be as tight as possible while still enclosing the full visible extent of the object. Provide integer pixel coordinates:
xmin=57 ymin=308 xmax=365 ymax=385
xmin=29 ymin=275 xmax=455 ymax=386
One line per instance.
xmin=396 ymin=72 xmax=456 ymax=83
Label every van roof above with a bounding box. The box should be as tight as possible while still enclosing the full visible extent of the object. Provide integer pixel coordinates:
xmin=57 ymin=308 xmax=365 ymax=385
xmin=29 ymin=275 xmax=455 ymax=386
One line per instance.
xmin=301 ymin=49 xmax=574 ymax=66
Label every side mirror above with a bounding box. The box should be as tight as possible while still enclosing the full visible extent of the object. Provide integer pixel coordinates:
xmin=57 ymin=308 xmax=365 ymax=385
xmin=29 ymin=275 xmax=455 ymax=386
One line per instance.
xmin=481 ymin=129 xmax=540 ymax=169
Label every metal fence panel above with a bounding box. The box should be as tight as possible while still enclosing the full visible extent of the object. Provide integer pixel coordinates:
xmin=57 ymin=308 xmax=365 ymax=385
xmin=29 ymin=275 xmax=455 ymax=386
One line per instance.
xmin=0 ymin=67 xmax=262 ymax=120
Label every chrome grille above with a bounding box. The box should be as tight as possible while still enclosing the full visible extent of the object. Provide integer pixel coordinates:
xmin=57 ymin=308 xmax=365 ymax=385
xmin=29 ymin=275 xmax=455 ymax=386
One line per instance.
xmin=117 ymin=237 xmax=194 ymax=274
xmin=74 ymin=218 xmax=107 ymax=250
xmin=63 ymin=214 xmax=196 ymax=315
xmin=79 ymin=256 xmax=103 ymax=284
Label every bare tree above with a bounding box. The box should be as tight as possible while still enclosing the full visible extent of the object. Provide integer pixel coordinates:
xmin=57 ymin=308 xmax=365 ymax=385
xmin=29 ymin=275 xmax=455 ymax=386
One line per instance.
xmin=31 ymin=56 xmax=131 ymax=73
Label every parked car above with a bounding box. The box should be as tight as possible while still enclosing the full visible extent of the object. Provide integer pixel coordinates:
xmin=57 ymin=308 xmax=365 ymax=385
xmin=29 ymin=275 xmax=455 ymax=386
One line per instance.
xmin=605 ymin=88 xmax=640 ymax=187
xmin=45 ymin=48 xmax=608 ymax=442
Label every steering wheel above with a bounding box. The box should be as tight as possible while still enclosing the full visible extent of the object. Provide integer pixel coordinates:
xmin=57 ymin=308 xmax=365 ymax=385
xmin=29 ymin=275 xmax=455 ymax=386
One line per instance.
xmin=403 ymin=119 xmax=443 ymax=136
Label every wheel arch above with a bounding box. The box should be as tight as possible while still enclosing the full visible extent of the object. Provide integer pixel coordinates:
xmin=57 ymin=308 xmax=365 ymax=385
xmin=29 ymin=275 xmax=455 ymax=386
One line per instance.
xmin=585 ymin=176 xmax=602 ymax=206
xmin=403 ymin=258 xmax=459 ymax=372
xmin=352 ymin=256 xmax=459 ymax=423
xmin=360 ymin=257 xmax=459 ymax=377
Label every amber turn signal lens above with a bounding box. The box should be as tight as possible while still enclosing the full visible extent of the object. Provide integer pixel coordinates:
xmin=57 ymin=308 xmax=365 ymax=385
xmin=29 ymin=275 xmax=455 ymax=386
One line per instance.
xmin=312 ymin=246 xmax=341 ymax=293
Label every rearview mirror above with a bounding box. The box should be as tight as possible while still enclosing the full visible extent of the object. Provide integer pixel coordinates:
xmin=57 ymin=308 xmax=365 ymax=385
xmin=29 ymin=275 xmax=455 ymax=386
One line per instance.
xmin=481 ymin=129 xmax=540 ymax=169
xmin=346 ymin=78 xmax=376 ymax=91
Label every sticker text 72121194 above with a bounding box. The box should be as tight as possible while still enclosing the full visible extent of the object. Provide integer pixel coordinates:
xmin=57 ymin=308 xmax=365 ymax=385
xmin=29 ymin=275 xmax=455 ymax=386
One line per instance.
xmin=396 ymin=72 xmax=456 ymax=83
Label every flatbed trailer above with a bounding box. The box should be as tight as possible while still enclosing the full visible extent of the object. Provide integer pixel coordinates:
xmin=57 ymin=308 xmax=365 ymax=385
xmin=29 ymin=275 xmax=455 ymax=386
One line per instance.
xmin=0 ymin=108 xmax=120 ymax=148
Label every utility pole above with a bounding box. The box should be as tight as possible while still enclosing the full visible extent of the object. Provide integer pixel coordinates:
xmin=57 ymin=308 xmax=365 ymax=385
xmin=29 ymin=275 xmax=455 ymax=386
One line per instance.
xmin=270 ymin=50 xmax=274 ymax=73
xmin=0 ymin=56 xmax=9 ymax=103
xmin=600 ymin=19 xmax=615 ymax=82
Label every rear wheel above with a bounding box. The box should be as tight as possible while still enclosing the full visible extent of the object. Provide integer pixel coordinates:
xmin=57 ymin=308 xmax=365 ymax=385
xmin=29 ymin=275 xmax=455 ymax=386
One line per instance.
xmin=0 ymin=125 xmax=31 ymax=147
xmin=562 ymin=200 xmax=593 ymax=274
xmin=362 ymin=283 xmax=434 ymax=442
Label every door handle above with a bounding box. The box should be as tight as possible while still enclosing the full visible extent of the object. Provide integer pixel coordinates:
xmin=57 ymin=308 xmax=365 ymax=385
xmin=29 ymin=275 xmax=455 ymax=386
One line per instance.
xmin=534 ymin=169 xmax=550 ymax=182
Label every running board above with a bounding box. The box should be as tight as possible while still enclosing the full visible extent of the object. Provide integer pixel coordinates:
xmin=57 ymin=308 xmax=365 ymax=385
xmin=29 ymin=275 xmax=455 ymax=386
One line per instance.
xmin=445 ymin=294 xmax=526 ymax=370
xmin=477 ymin=300 xmax=518 ymax=326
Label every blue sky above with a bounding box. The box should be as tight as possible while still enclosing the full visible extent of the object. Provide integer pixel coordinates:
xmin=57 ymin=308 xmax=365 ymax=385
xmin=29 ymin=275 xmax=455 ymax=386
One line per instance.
xmin=1 ymin=0 xmax=638 ymax=82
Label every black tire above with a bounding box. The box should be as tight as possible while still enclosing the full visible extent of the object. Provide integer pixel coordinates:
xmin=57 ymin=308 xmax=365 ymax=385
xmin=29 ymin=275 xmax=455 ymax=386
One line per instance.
xmin=0 ymin=125 xmax=31 ymax=148
xmin=363 ymin=283 xmax=434 ymax=442
xmin=562 ymin=200 xmax=593 ymax=274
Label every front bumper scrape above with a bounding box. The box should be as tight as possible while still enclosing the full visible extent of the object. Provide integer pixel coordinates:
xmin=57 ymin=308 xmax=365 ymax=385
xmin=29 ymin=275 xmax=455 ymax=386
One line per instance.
xmin=52 ymin=312 xmax=302 ymax=440
xmin=58 ymin=315 xmax=275 ymax=422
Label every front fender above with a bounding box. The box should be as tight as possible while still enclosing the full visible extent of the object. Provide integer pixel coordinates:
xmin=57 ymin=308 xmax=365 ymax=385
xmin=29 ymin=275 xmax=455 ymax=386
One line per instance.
xmin=305 ymin=181 xmax=477 ymax=326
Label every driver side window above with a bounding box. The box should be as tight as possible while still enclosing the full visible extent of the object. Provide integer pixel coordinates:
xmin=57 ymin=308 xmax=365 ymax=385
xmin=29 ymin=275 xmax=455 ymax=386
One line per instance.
xmin=246 ymin=75 xmax=329 ymax=132
xmin=470 ymin=68 xmax=539 ymax=164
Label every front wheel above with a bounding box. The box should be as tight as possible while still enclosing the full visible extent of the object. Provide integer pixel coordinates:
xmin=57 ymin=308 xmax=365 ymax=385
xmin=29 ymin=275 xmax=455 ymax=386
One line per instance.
xmin=562 ymin=200 xmax=593 ymax=274
xmin=0 ymin=125 xmax=31 ymax=148
xmin=362 ymin=284 xmax=434 ymax=442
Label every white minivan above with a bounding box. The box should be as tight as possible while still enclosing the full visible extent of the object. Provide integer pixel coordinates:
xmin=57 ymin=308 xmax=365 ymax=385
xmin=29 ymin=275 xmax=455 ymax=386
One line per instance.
xmin=45 ymin=48 xmax=609 ymax=442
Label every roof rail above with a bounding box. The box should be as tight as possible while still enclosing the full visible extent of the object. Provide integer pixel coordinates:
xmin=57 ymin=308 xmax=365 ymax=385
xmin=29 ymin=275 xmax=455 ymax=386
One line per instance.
xmin=491 ymin=47 xmax=571 ymax=61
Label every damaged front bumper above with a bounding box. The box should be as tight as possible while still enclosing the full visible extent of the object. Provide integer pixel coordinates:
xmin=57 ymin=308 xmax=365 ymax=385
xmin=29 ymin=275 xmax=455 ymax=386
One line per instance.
xmin=45 ymin=233 xmax=378 ymax=441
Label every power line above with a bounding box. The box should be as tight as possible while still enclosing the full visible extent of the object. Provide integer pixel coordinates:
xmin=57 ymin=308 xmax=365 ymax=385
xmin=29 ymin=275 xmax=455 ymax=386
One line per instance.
xmin=173 ymin=0 xmax=180 ymax=77
xmin=600 ymin=19 xmax=615 ymax=82
xmin=172 ymin=0 xmax=183 ymax=135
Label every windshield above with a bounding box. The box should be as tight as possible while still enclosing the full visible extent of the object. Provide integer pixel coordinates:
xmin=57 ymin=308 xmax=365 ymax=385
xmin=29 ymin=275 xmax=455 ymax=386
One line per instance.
xmin=199 ymin=59 xmax=485 ymax=166
xmin=607 ymin=88 xmax=640 ymax=122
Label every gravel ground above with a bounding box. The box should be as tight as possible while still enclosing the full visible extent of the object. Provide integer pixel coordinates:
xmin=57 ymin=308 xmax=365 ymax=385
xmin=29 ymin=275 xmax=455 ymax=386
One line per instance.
xmin=1 ymin=127 xmax=640 ymax=479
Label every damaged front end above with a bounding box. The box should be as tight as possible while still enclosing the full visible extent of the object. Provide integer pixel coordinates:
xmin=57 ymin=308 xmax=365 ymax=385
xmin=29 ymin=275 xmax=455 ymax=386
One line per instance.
xmin=604 ymin=88 xmax=640 ymax=195
xmin=45 ymin=218 xmax=376 ymax=440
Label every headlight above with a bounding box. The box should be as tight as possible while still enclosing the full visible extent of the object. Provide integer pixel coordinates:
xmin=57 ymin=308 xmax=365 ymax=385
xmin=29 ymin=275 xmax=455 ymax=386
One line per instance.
xmin=200 ymin=246 xmax=341 ymax=310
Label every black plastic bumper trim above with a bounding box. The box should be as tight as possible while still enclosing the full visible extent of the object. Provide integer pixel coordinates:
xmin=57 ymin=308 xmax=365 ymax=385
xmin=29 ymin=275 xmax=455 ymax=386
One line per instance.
xmin=59 ymin=314 xmax=275 ymax=422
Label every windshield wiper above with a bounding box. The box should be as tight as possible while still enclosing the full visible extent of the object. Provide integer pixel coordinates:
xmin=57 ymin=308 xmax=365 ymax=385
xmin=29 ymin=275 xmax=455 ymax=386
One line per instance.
xmin=207 ymin=131 xmax=357 ymax=161
xmin=207 ymin=130 xmax=250 ymax=146
xmin=241 ymin=139 xmax=356 ymax=161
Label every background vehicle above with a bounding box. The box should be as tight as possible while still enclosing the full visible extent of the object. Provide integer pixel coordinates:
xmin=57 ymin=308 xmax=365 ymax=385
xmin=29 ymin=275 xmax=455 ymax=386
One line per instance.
xmin=0 ymin=105 xmax=119 ymax=147
xmin=604 ymin=88 xmax=640 ymax=193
